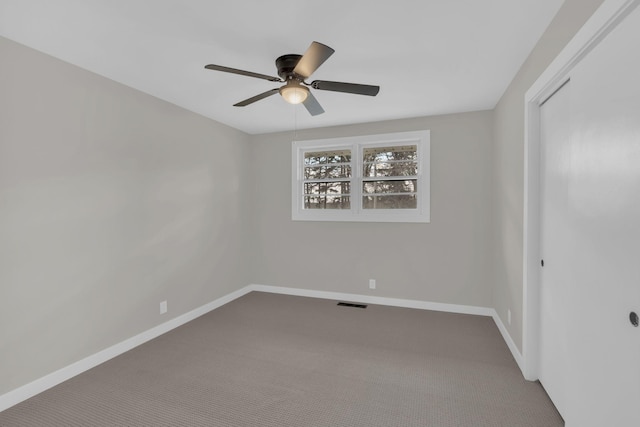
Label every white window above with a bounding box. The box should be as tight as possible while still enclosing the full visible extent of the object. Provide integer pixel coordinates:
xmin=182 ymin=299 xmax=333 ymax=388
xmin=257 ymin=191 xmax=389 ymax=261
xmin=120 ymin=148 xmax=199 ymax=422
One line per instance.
xmin=292 ymin=130 xmax=430 ymax=223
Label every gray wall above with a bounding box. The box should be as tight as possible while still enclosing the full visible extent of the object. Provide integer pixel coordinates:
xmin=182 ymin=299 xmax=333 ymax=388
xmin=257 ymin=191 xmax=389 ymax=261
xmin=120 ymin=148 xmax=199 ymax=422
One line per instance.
xmin=250 ymin=112 xmax=495 ymax=307
xmin=0 ymin=37 xmax=251 ymax=394
xmin=491 ymin=0 xmax=605 ymax=351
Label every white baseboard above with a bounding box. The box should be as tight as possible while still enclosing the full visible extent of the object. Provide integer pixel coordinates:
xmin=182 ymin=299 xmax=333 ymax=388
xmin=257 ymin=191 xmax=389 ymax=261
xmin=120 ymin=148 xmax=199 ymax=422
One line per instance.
xmin=0 ymin=285 xmax=253 ymax=413
xmin=249 ymin=284 xmax=524 ymax=373
xmin=249 ymin=284 xmax=494 ymax=316
xmin=490 ymin=309 xmax=524 ymax=372
xmin=1 ymin=283 xmax=526 ymax=412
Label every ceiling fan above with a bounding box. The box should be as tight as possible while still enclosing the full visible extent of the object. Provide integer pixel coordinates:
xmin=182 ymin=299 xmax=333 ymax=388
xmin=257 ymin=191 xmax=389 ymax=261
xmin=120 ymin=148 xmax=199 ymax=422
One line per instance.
xmin=204 ymin=41 xmax=380 ymax=116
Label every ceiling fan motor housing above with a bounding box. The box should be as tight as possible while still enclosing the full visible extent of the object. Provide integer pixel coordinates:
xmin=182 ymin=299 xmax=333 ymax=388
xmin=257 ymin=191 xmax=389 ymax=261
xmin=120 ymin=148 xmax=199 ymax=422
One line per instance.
xmin=276 ymin=54 xmax=303 ymax=81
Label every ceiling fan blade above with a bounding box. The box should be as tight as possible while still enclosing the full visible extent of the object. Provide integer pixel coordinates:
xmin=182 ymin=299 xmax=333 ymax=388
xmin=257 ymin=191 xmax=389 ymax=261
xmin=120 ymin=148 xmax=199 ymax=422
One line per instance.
xmin=293 ymin=41 xmax=335 ymax=79
xmin=311 ymin=80 xmax=380 ymax=96
xmin=205 ymin=64 xmax=282 ymax=82
xmin=302 ymin=92 xmax=325 ymax=116
xmin=233 ymin=88 xmax=280 ymax=107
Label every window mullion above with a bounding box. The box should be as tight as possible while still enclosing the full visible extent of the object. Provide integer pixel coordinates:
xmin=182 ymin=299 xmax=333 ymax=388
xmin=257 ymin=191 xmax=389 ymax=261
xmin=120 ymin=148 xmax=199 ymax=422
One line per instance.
xmin=363 ymin=159 xmax=418 ymax=165
xmin=354 ymin=143 xmax=363 ymax=215
xmin=305 ymin=161 xmax=351 ymax=167
xmin=363 ymin=192 xmax=417 ymax=197
xmin=303 ymin=178 xmax=352 ymax=184
xmin=361 ymin=175 xmax=419 ymax=182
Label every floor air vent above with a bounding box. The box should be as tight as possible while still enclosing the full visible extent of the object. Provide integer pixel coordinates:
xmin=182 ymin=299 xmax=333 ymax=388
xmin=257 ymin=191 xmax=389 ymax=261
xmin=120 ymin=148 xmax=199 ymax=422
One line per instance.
xmin=337 ymin=302 xmax=367 ymax=309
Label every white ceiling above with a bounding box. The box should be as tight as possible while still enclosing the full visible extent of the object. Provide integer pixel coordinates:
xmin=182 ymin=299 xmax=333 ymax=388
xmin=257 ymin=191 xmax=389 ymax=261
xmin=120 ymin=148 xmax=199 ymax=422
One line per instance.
xmin=0 ymin=0 xmax=564 ymax=135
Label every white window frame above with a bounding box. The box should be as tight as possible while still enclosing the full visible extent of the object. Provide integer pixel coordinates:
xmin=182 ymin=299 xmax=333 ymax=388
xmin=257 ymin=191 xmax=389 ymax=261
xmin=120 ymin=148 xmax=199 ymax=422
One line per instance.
xmin=292 ymin=130 xmax=430 ymax=223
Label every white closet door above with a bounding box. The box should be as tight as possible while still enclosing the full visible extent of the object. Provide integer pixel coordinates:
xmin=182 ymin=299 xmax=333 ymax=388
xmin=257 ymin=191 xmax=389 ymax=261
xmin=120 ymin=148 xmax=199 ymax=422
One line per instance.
xmin=538 ymin=4 xmax=640 ymax=426
xmin=539 ymin=79 xmax=572 ymax=419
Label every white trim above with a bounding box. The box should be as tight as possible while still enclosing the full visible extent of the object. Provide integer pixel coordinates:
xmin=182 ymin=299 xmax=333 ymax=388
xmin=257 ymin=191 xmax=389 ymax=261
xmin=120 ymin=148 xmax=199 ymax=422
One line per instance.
xmin=249 ymin=284 xmax=524 ymax=371
xmin=1 ymin=283 xmax=527 ymax=411
xmin=292 ymin=130 xmax=430 ymax=223
xmin=525 ymin=0 xmax=639 ymax=103
xmin=491 ymin=309 xmax=524 ymax=371
xmin=522 ymin=0 xmax=640 ymax=381
xmin=249 ymin=284 xmax=492 ymax=316
xmin=0 ymin=286 xmax=253 ymax=413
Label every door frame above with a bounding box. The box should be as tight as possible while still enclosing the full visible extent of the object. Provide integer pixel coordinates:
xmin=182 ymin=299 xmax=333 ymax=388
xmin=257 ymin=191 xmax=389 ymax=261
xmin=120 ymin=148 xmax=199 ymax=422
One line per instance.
xmin=522 ymin=0 xmax=640 ymax=380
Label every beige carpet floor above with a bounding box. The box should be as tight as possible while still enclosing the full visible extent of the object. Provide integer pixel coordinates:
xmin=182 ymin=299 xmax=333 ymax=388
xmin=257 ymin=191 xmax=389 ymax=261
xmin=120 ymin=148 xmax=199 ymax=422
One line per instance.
xmin=0 ymin=291 xmax=563 ymax=426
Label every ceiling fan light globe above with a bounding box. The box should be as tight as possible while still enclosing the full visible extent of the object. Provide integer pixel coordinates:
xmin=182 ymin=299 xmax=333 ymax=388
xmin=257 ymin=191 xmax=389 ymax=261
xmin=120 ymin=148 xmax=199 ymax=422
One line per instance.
xmin=280 ymin=85 xmax=309 ymax=105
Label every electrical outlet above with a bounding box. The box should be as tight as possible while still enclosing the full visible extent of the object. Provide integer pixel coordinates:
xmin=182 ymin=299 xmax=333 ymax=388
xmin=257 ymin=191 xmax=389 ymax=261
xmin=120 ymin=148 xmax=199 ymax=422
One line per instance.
xmin=369 ymin=279 xmax=376 ymax=290
xmin=507 ymin=309 xmax=511 ymax=325
xmin=160 ymin=301 xmax=168 ymax=314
